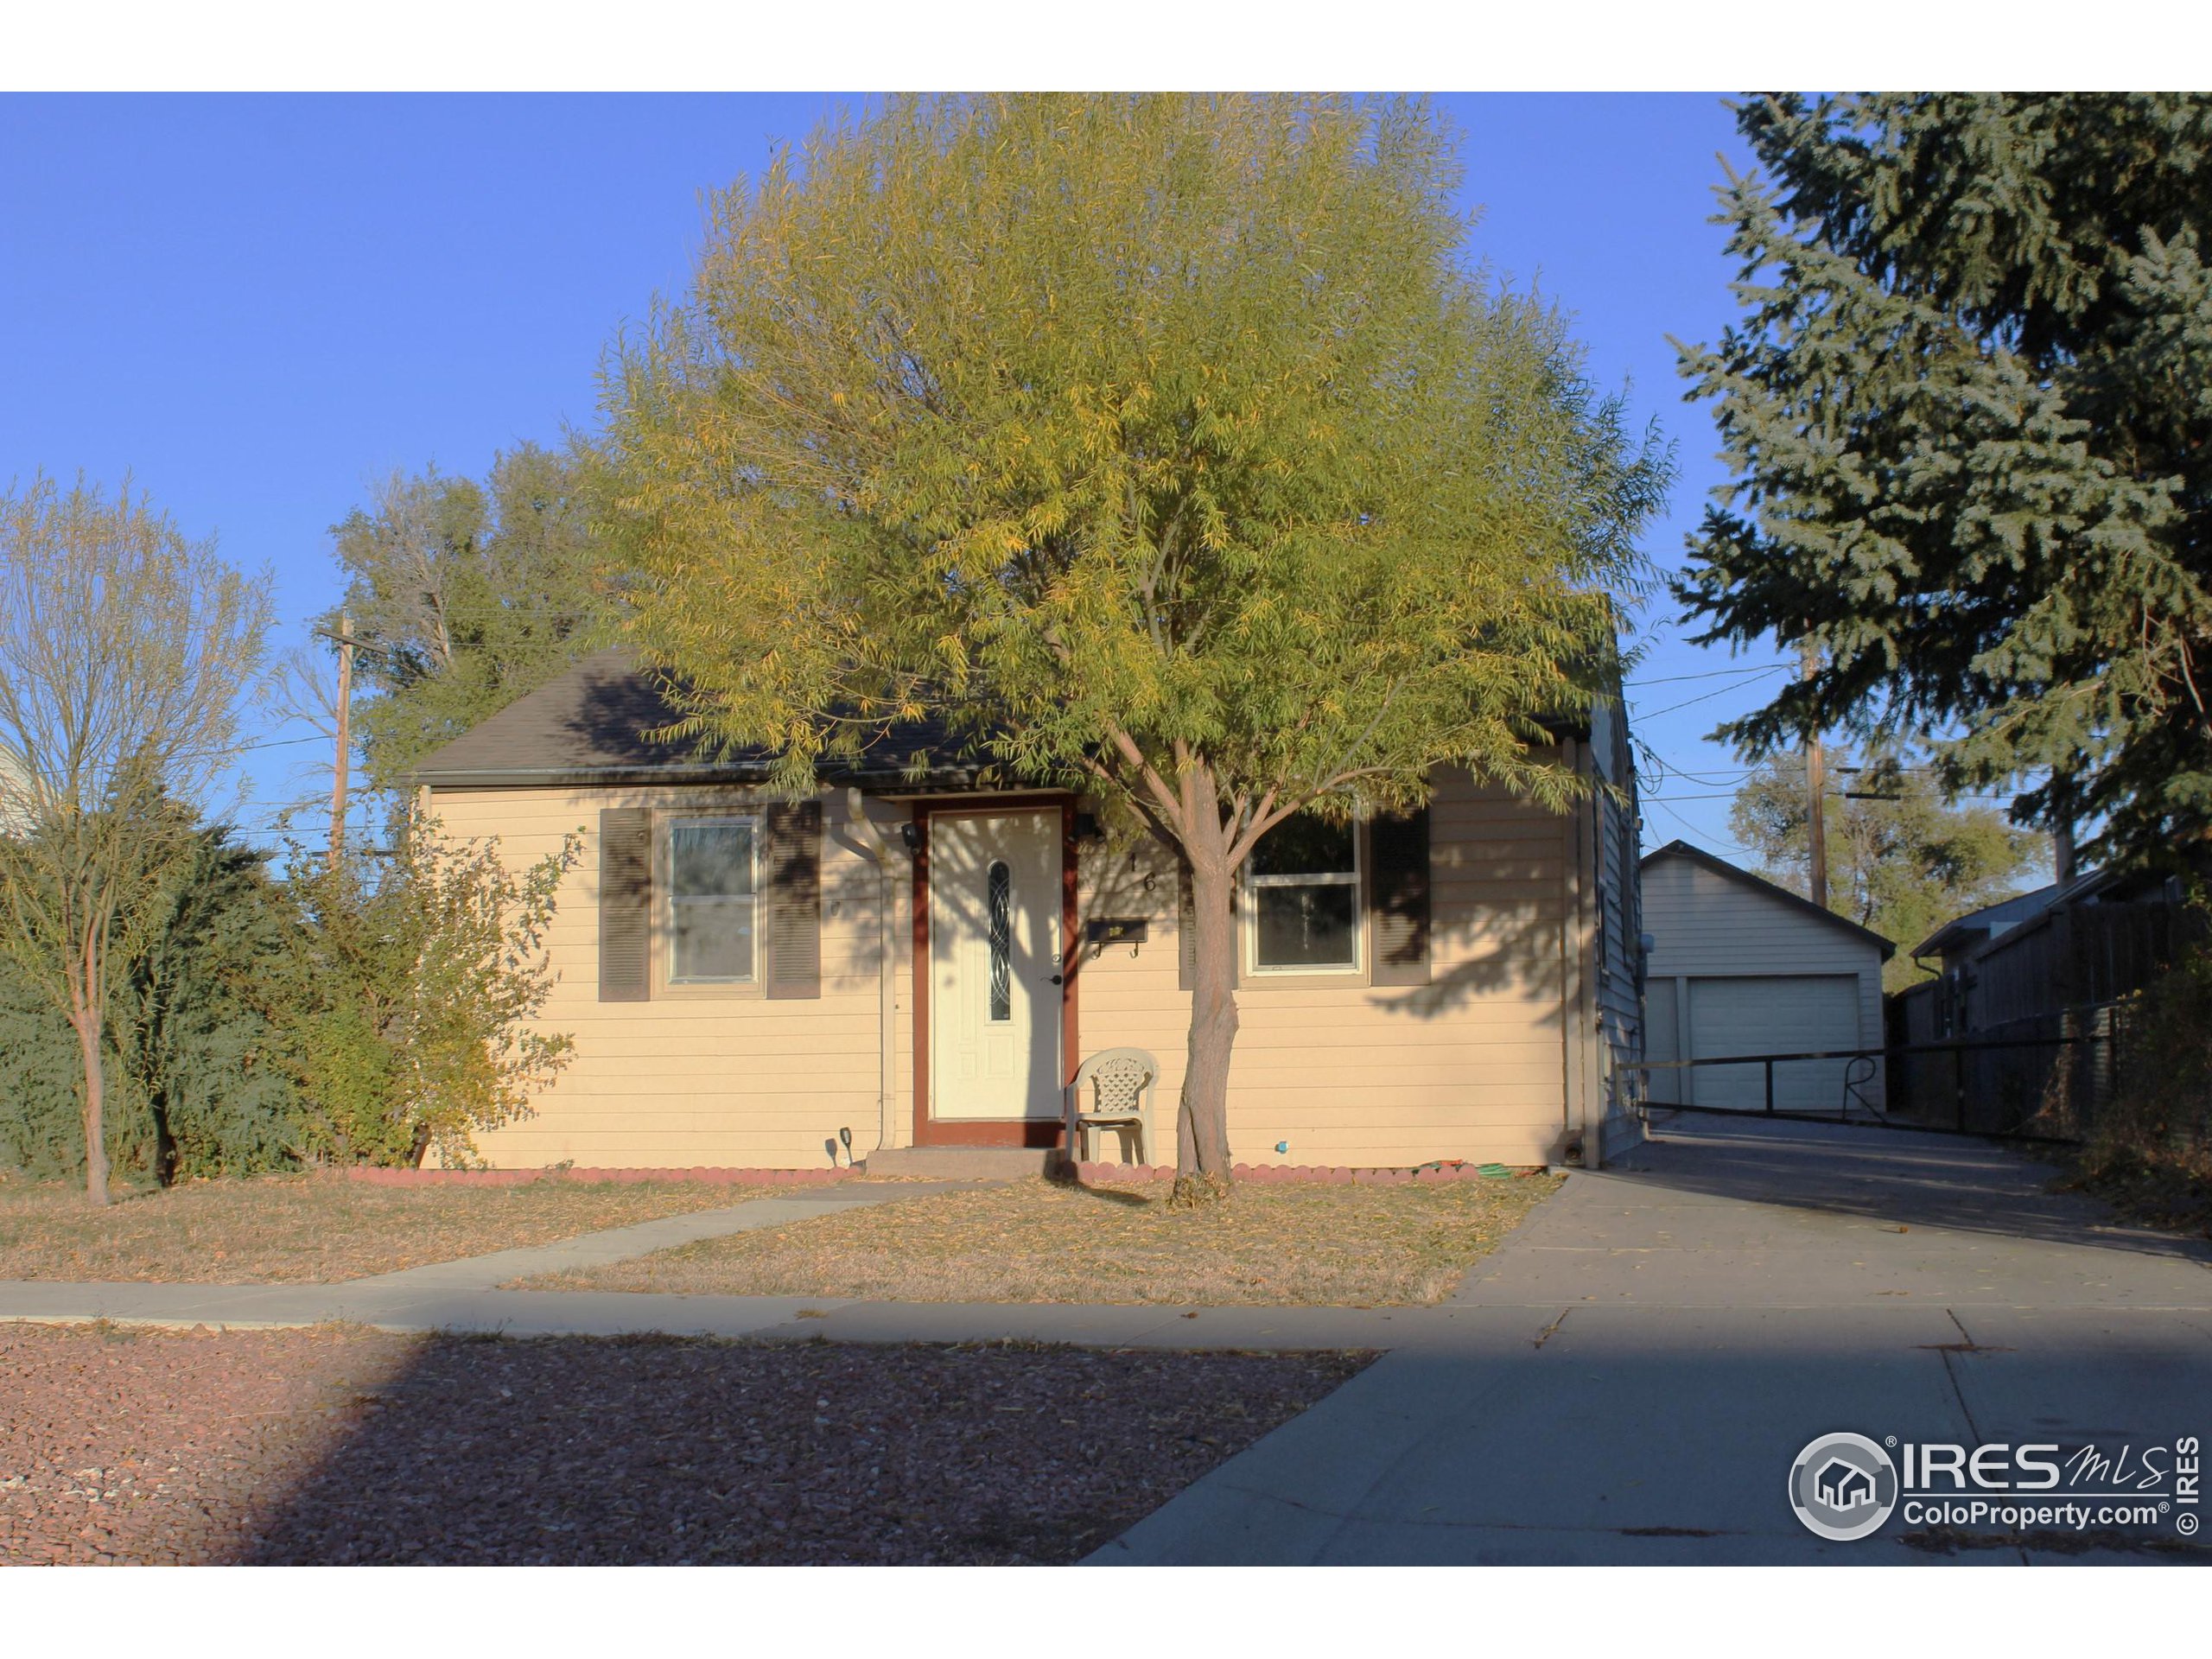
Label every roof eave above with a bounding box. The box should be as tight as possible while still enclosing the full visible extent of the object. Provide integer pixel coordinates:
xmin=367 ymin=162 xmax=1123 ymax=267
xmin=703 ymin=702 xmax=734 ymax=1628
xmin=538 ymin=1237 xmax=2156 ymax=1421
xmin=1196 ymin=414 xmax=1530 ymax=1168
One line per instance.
xmin=414 ymin=761 xmax=988 ymax=791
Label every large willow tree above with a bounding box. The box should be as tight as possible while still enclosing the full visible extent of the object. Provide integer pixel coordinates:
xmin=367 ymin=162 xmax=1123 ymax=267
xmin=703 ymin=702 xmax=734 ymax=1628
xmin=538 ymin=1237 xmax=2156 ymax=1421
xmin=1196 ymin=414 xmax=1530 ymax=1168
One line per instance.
xmin=600 ymin=93 xmax=1669 ymax=1194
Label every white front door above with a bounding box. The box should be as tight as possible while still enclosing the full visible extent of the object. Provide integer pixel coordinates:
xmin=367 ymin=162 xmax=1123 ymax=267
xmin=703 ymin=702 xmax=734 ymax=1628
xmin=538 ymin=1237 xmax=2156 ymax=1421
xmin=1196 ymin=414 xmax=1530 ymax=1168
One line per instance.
xmin=929 ymin=810 xmax=1063 ymax=1119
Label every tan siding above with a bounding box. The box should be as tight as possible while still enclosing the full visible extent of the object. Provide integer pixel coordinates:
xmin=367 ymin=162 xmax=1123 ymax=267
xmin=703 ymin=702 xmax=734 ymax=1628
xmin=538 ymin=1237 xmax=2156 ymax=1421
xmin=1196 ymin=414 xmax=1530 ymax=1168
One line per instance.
xmin=426 ymin=764 xmax=1584 ymax=1172
xmin=1073 ymin=766 xmax=1573 ymax=1171
xmin=425 ymin=784 xmax=912 ymax=1170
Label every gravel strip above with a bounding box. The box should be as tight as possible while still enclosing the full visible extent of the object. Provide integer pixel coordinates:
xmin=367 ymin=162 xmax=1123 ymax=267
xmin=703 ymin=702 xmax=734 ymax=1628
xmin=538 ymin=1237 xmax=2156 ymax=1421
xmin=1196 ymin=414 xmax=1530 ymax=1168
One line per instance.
xmin=1 ymin=1323 xmax=1369 ymax=1566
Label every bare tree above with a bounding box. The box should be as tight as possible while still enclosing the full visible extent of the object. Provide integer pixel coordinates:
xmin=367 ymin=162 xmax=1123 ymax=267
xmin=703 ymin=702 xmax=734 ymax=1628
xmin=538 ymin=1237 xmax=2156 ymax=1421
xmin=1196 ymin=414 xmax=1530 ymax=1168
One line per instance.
xmin=0 ymin=474 xmax=272 ymax=1204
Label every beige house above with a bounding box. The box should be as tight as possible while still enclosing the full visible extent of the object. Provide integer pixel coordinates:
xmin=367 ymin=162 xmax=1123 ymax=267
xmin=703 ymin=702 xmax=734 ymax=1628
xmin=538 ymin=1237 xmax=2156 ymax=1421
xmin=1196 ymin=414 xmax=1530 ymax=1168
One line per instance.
xmin=414 ymin=652 xmax=1647 ymax=1174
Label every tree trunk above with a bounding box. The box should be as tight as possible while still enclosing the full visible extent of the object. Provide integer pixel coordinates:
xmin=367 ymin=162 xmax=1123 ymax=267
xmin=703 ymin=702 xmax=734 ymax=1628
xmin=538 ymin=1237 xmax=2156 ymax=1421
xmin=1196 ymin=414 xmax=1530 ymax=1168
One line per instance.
xmin=70 ymin=1003 xmax=110 ymax=1206
xmin=1173 ymin=837 xmax=1238 ymax=1204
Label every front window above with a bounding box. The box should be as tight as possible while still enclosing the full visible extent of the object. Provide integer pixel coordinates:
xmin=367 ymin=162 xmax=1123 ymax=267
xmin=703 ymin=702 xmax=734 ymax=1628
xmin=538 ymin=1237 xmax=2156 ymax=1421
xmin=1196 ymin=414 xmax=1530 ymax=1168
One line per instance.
xmin=1247 ymin=814 xmax=1360 ymax=972
xmin=668 ymin=817 xmax=758 ymax=982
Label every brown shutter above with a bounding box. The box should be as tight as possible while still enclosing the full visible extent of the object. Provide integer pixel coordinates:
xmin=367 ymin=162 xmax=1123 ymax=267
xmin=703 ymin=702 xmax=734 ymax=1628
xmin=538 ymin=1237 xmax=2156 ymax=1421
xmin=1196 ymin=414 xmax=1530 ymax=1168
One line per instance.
xmin=763 ymin=798 xmax=823 ymax=1000
xmin=1369 ymin=807 xmax=1431 ymax=986
xmin=598 ymin=807 xmax=652 ymax=1002
xmin=1176 ymin=858 xmax=1236 ymax=991
xmin=1178 ymin=859 xmax=1198 ymax=991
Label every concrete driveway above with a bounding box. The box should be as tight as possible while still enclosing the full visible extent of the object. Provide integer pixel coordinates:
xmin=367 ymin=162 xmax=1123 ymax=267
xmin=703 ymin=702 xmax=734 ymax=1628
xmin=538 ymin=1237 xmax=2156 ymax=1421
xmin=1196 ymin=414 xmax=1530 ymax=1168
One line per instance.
xmin=1094 ymin=1114 xmax=2212 ymax=1565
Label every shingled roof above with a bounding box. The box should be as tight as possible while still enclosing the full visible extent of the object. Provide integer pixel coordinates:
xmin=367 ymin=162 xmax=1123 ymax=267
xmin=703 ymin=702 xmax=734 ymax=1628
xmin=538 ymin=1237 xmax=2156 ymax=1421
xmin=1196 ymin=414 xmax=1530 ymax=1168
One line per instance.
xmin=410 ymin=651 xmax=976 ymax=789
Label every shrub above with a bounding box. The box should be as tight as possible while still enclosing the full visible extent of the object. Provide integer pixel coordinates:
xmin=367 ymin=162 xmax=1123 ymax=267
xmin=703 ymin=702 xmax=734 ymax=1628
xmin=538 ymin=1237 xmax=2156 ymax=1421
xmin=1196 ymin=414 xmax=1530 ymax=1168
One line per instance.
xmin=0 ymin=826 xmax=298 ymax=1182
xmin=2072 ymin=895 xmax=2212 ymax=1233
xmin=268 ymin=817 xmax=583 ymax=1168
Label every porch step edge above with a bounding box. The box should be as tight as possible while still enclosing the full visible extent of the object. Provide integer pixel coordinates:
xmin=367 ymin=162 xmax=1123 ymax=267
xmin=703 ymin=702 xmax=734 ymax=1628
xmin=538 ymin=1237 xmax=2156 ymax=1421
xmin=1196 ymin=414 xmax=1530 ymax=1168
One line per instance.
xmin=858 ymin=1147 xmax=1065 ymax=1180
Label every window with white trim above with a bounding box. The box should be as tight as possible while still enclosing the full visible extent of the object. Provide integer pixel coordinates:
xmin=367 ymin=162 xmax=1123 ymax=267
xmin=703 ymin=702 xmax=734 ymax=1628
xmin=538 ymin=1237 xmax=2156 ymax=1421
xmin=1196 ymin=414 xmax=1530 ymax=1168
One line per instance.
xmin=1246 ymin=813 xmax=1362 ymax=973
xmin=666 ymin=817 xmax=759 ymax=983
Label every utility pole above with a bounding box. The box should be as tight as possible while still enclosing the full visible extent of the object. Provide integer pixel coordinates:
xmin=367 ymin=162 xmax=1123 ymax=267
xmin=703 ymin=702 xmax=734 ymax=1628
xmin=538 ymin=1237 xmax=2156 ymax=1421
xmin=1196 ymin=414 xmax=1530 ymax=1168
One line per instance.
xmin=1802 ymin=640 xmax=1827 ymax=911
xmin=329 ymin=613 xmax=353 ymax=870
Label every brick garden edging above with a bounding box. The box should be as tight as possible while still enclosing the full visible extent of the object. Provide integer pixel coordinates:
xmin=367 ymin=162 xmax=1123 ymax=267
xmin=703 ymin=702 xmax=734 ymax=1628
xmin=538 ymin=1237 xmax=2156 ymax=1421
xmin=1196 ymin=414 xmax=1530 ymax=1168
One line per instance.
xmin=342 ymin=1166 xmax=851 ymax=1187
xmin=345 ymin=1162 xmax=1530 ymax=1188
xmin=1067 ymin=1161 xmax=1535 ymax=1185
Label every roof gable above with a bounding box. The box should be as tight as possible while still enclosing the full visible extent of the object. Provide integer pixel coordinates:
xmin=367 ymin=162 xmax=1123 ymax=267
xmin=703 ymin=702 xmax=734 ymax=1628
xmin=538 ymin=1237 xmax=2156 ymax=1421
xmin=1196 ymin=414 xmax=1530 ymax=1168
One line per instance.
xmin=1638 ymin=840 xmax=1896 ymax=958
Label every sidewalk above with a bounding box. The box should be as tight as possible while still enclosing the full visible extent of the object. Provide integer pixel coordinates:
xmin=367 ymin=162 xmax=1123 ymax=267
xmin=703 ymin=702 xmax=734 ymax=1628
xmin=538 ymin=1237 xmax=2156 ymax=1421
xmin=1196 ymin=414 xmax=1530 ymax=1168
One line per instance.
xmin=0 ymin=1274 xmax=1434 ymax=1349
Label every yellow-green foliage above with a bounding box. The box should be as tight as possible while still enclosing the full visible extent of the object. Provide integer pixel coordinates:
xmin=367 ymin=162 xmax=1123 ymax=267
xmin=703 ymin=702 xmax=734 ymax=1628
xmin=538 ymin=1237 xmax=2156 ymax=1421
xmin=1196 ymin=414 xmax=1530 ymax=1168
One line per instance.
xmin=271 ymin=819 xmax=583 ymax=1168
xmin=598 ymin=94 xmax=1669 ymax=823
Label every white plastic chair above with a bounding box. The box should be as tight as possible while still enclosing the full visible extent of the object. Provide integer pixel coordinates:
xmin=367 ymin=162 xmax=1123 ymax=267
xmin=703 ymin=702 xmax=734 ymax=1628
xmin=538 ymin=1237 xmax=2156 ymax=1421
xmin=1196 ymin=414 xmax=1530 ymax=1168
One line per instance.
xmin=1065 ymin=1046 xmax=1159 ymax=1166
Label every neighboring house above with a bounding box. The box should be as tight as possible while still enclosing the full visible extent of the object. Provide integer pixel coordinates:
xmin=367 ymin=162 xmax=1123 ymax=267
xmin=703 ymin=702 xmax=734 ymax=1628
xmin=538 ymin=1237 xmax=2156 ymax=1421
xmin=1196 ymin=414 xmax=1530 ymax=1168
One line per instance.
xmin=1638 ymin=841 xmax=1892 ymax=1114
xmin=1910 ymin=882 xmax=2064 ymax=984
xmin=411 ymin=651 xmax=1646 ymax=1173
xmin=1897 ymin=866 xmax=2187 ymax=1043
xmin=0 ymin=744 xmax=34 ymax=837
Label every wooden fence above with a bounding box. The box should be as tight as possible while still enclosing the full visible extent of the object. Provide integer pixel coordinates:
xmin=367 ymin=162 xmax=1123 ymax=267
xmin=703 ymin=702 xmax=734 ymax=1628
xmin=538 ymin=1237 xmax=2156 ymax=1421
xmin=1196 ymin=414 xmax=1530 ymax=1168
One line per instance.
xmin=1885 ymin=893 xmax=2199 ymax=1140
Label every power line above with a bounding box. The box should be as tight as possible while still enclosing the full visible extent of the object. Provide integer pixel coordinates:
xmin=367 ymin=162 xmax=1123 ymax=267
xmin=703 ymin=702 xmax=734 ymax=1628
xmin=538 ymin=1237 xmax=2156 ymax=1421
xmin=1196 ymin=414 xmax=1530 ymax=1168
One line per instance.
xmin=1643 ymin=795 xmax=1751 ymax=857
xmin=1623 ymin=663 xmax=1791 ymax=689
xmin=1641 ymin=763 xmax=1759 ymax=786
xmin=236 ymin=734 xmax=327 ymax=753
xmin=1630 ymin=667 xmax=1790 ymax=721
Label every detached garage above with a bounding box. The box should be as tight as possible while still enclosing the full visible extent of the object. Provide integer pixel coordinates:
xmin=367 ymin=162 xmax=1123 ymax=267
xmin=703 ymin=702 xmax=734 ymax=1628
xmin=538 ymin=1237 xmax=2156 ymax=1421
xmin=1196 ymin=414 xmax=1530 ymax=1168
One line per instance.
xmin=1638 ymin=842 xmax=1893 ymax=1115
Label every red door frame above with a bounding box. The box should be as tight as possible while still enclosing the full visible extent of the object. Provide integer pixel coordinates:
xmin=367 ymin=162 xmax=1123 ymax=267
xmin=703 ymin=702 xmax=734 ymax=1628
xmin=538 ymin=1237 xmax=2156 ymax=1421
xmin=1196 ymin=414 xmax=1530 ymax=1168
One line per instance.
xmin=912 ymin=796 xmax=1078 ymax=1148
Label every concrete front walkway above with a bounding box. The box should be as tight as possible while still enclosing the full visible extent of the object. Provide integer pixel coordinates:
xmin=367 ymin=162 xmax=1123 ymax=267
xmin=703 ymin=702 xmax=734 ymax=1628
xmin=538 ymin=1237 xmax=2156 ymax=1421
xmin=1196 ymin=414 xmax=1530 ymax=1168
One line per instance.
xmin=1092 ymin=1116 xmax=2212 ymax=1566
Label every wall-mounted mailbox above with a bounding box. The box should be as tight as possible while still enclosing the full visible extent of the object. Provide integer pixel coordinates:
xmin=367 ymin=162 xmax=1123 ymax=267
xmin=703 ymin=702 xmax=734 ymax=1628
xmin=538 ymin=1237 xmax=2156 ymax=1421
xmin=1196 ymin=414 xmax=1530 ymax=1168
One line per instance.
xmin=1085 ymin=918 xmax=1149 ymax=946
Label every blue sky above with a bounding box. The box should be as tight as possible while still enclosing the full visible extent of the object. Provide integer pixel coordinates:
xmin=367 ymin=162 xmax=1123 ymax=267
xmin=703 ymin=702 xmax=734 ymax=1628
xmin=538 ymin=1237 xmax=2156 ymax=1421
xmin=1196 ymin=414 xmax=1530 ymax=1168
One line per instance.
xmin=0 ymin=92 xmax=1782 ymax=857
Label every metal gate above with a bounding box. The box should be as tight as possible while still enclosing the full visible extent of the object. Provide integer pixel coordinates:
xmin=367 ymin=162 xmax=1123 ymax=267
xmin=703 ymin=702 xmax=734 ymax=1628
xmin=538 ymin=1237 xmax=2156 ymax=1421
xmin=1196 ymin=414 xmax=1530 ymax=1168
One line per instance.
xmin=1628 ymin=1027 xmax=2117 ymax=1146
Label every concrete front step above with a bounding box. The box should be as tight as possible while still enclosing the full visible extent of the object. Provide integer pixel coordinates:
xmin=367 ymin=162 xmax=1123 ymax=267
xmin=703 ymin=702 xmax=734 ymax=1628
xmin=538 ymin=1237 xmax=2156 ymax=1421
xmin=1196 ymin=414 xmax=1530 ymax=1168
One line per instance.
xmin=859 ymin=1146 xmax=1061 ymax=1180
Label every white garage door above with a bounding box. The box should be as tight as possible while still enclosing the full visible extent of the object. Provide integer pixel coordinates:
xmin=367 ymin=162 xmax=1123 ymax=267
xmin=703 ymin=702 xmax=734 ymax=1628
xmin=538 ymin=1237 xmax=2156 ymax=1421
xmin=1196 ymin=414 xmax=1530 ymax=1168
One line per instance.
xmin=1688 ymin=975 xmax=1861 ymax=1112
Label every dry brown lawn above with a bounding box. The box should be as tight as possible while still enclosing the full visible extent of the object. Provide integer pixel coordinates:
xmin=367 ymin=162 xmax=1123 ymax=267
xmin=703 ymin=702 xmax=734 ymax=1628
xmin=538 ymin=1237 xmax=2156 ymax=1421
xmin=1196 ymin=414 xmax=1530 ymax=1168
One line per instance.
xmin=0 ymin=1172 xmax=768 ymax=1285
xmin=523 ymin=1173 xmax=1562 ymax=1306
